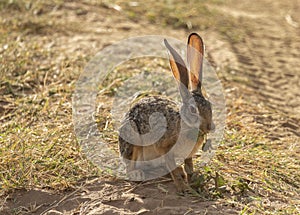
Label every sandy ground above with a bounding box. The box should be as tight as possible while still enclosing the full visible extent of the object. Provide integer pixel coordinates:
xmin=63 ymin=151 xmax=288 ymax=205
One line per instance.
xmin=1 ymin=0 xmax=300 ymax=214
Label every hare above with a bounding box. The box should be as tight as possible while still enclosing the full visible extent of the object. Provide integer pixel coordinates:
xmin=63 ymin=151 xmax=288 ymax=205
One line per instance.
xmin=118 ymin=33 xmax=214 ymax=193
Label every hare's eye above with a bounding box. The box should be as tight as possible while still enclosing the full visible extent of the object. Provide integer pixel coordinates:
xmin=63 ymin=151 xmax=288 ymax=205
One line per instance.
xmin=189 ymin=105 xmax=197 ymax=114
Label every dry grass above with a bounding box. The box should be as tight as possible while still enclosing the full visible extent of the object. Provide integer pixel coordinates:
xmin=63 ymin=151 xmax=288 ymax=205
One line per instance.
xmin=0 ymin=0 xmax=100 ymax=194
xmin=0 ymin=0 xmax=299 ymax=214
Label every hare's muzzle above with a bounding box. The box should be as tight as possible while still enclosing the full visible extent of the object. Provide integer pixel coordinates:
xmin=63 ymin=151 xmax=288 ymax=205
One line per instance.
xmin=207 ymin=121 xmax=216 ymax=133
xmin=202 ymin=121 xmax=215 ymax=134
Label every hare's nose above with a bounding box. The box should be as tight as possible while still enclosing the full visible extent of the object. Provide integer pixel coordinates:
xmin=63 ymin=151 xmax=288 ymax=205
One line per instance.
xmin=207 ymin=122 xmax=215 ymax=132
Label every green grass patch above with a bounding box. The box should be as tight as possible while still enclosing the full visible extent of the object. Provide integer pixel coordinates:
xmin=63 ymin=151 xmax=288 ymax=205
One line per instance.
xmin=105 ymin=0 xmax=247 ymax=43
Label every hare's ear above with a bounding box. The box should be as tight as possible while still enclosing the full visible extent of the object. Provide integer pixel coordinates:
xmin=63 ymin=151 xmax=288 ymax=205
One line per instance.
xmin=187 ymin=33 xmax=204 ymax=92
xmin=164 ymin=39 xmax=190 ymax=100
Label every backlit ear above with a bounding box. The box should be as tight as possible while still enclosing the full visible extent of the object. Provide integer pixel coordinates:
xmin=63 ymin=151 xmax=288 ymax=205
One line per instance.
xmin=164 ymin=39 xmax=189 ymax=100
xmin=187 ymin=33 xmax=204 ymax=92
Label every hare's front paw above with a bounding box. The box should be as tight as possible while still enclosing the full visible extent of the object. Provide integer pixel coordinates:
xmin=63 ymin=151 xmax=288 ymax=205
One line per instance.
xmin=176 ymin=182 xmax=200 ymax=197
xmin=127 ymin=169 xmax=145 ymax=181
xmin=176 ymin=182 xmax=194 ymax=194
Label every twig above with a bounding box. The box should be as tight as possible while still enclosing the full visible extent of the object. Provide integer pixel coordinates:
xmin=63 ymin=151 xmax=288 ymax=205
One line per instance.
xmin=124 ymin=177 xmax=172 ymax=193
xmin=40 ymin=184 xmax=86 ymax=215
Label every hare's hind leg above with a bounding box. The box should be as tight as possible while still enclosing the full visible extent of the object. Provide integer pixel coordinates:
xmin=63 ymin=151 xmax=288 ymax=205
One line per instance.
xmin=127 ymin=146 xmax=145 ymax=181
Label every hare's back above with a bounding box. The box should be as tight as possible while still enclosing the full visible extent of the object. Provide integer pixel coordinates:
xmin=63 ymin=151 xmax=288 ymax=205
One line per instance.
xmin=127 ymin=96 xmax=179 ymax=134
xmin=118 ymin=96 xmax=180 ymax=159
